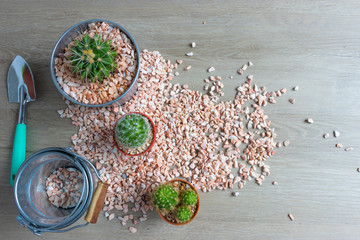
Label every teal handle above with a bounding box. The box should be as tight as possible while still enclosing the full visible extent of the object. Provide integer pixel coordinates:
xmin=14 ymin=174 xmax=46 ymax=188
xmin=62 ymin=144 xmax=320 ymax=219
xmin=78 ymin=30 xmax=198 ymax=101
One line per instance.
xmin=10 ymin=123 xmax=26 ymax=186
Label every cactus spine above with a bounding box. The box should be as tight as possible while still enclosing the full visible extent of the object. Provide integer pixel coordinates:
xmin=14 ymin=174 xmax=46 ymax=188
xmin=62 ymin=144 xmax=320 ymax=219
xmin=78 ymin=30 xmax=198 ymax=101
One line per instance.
xmin=152 ymin=181 xmax=199 ymax=224
xmin=176 ymin=206 xmax=192 ymax=223
xmin=181 ymin=189 xmax=198 ymax=206
xmin=152 ymin=184 xmax=178 ymax=211
xmin=69 ymin=34 xmax=117 ymax=82
xmin=115 ymin=114 xmax=150 ymax=148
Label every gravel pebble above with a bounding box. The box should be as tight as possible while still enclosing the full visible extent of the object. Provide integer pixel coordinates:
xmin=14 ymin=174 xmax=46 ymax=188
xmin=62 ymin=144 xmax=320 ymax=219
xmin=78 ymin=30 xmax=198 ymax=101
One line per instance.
xmin=207 ymin=67 xmax=215 ymax=72
xmin=191 ymin=42 xmax=196 ymax=48
xmin=108 ymin=213 xmax=115 ymax=221
xmin=283 ymin=140 xmax=290 ymax=147
xmin=336 ymin=143 xmax=343 ymax=148
xmin=231 ymin=192 xmax=240 ymax=197
xmin=345 ymin=147 xmax=354 ymax=151
xmin=237 ymin=64 xmax=247 ymax=74
xmin=184 ymin=66 xmax=192 ymax=71
xmin=333 ymin=130 xmax=340 ymax=138
xmin=129 ymin=227 xmax=137 ymax=233
xmin=305 ymin=118 xmax=314 ymax=124
xmin=323 ymin=133 xmax=329 ymax=139
xmin=272 ymin=181 xmax=278 ymax=185
xmin=139 ymin=217 xmax=147 ymax=222
xmin=288 ymin=213 xmax=294 ymax=221
xmin=57 ymin=109 xmax=64 ymax=116
xmin=288 ymin=98 xmax=295 ymax=104
xmin=293 ymin=86 xmax=299 ymax=91
xmin=185 ymin=52 xmax=194 ymax=56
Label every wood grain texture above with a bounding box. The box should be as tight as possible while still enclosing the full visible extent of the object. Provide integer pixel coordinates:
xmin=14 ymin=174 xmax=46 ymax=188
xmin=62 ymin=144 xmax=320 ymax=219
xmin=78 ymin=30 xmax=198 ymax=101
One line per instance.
xmin=1 ymin=0 xmax=360 ymax=239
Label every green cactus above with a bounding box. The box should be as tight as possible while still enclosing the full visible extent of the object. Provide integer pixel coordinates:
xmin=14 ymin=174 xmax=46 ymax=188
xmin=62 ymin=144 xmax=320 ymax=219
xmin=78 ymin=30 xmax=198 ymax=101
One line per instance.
xmin=69 ymin=34 xmax=117 ymax=82
xmin=181 ymin=189 xmax=198 ymax=206
xmin=152 ymin=184 xmax=178 ymax=211
xmin=176 ymin=206 xmax=192 ymax=223
xmin=115 ymin=114 xmax=150 ymax=148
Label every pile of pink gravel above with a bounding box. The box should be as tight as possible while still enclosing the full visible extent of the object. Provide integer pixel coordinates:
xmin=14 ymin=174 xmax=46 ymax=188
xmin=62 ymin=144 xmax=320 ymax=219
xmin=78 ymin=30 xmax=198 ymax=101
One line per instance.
xmin=58 ymin=49 xmax=285 ymax=226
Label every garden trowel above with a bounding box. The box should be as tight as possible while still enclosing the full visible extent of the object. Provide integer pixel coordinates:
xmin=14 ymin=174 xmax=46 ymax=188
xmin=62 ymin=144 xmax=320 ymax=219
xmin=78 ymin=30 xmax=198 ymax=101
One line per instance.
xmin=7 ymin=55 xmax=36 ymax=186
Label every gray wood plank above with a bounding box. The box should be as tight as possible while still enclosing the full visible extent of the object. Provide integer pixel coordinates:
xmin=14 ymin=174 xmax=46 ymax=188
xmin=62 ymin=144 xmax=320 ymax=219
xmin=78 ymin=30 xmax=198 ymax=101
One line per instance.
xmin=1 ymin=1 xmax=360 ymax=239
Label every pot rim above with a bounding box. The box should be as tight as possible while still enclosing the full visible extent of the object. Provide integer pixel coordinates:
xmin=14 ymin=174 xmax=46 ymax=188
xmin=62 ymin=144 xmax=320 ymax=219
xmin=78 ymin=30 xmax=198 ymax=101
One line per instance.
xmin=13 ymin=147 xmax=96 ymax=233
xmin=155 ymin=179 xmax=200 ymax=226
xmin=113 ymin=112 xmax=157 ymax=157
xmin=50 ymin=19 xmax=140 ymax=107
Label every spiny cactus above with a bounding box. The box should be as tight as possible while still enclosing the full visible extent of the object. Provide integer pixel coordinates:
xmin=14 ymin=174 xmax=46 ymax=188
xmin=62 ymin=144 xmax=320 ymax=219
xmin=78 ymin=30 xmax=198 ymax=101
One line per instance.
xmin=152 ymin=184 xmax=178 ymax=211
xmin=176 ymin=206 xmax=192 ymax=223
xmin=115 ymin=114 xmax=150 ymax=148
xmin=69 ymin=34 xmax=117 ymax=82
xmin=181 ymin=189 xmax=198 ymax=206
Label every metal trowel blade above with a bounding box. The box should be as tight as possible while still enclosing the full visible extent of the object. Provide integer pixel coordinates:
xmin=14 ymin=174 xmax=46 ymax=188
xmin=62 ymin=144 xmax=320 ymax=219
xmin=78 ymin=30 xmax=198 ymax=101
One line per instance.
xmin=7 ymin=55 xmax=36 ymax=103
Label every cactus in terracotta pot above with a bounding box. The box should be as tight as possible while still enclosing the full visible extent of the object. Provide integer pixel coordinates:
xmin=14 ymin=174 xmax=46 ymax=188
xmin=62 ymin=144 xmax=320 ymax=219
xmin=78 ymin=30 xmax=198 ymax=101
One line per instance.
xmin=152 ymin=179 xmax=200 ymax=225
xmin=115 ymin=113 xmax=151 ymax=148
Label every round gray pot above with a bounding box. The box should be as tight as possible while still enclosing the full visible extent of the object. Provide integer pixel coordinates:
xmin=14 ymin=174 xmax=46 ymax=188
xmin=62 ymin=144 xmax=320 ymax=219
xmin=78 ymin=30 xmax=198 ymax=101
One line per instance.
xmin=50 ymin=19 xmax=140 ymax=107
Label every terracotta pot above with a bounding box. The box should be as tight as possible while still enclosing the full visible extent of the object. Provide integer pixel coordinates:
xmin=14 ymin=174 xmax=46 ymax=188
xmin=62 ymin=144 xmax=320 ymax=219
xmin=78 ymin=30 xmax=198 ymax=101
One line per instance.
xmin=113 ymin=112 xmax=156 ymax=157
xmin=155 ymin=179 xmax=200 ymax=225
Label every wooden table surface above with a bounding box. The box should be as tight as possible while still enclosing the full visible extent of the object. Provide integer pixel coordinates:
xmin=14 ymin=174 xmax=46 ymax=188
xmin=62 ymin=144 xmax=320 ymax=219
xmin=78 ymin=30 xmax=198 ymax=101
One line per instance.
xmin=1 ymin=1 xmax=360 ymax=239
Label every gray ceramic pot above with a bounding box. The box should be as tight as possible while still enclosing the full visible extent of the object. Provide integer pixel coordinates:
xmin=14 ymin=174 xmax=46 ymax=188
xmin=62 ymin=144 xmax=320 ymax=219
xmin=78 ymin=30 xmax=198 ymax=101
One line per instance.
xmin=50 ymin=19 xmax=140 ymax=107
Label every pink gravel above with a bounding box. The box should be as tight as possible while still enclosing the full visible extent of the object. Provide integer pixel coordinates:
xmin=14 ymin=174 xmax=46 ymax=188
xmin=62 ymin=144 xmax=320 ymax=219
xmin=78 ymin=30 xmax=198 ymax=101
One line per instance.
xmin=46 ymin=167 xmax=83 ymax=208
xmin=58 ymin=50 xmax=284 ymax=224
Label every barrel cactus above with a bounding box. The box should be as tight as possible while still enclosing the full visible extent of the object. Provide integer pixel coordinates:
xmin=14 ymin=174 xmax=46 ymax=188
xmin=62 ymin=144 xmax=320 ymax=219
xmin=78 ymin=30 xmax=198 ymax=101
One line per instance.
xmin=153 ymin=180 xmax=199 ymax=224
xmin=181 ymin=189 xmax=198 ymax=206
xmin=115 ymin=114 xmax=150 ymax=148
xmin=176 ymin=206 xmax=192 ymax=223
xmin=152 ymin=184 xmax=178 ymax=211
xmin=69 ymin=34 xmax=117 ymax=82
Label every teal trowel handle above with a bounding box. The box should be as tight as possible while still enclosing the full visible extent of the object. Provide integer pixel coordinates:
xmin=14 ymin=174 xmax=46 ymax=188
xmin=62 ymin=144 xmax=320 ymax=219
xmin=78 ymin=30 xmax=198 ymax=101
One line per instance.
xmin=10 ymin=123 xmax=26 ymax=186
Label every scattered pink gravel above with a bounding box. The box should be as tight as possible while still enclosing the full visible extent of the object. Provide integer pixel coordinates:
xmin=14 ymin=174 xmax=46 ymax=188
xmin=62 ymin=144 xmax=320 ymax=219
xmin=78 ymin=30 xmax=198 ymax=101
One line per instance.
xmin=58 ymin=50 xmax=285 ymax=226
xmin=129 ymin=226 xmax=137 ymax=233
